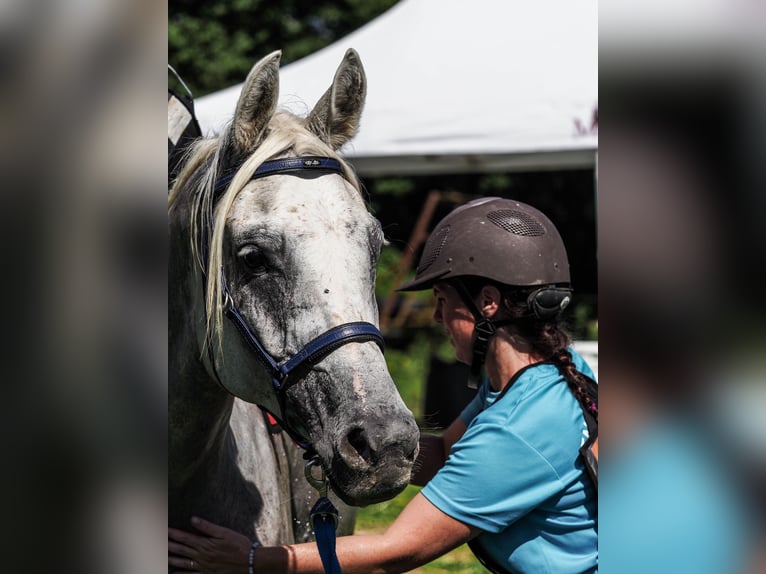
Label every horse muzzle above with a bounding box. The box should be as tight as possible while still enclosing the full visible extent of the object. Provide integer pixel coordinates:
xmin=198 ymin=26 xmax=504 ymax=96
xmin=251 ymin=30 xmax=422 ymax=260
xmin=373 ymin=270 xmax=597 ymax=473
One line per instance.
xmin=327 ymin=414 xmax=420 ymax=506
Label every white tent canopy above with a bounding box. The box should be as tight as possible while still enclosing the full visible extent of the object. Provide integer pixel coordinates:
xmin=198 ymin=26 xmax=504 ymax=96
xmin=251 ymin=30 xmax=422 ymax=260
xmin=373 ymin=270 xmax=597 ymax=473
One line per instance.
xmin=195 ymin=0 xmax=598 ymax=177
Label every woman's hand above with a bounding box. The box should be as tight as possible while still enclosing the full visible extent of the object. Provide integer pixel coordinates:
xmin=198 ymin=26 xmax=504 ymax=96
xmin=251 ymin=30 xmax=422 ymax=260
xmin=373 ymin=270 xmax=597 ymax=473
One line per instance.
xmin=168 ymin=516 xmax=253 ymax=574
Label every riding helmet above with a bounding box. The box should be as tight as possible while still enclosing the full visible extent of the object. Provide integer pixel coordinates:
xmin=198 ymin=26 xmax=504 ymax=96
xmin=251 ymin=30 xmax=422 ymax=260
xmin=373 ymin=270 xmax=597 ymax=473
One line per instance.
xmin=397 ymin=197 xmax=571 ymax=293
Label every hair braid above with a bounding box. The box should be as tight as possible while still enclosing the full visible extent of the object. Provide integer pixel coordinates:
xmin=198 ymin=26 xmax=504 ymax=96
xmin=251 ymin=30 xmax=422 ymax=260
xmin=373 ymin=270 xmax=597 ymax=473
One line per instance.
xmin=553 ymin=348 xmax=598 ymax=419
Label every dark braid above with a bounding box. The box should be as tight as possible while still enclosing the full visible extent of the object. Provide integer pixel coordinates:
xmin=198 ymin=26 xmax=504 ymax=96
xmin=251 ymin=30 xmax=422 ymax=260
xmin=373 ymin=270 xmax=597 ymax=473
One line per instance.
xmin=507 ymin=300 xmax=598 ymax=419
xmin=553 ymin=347 xmax=598 ymax=419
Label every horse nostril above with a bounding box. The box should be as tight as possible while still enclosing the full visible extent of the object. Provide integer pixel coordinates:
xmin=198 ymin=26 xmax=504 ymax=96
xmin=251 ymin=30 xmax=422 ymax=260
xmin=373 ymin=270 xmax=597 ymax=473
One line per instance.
xmin=346 ymin=427 xmax=373 ymax=463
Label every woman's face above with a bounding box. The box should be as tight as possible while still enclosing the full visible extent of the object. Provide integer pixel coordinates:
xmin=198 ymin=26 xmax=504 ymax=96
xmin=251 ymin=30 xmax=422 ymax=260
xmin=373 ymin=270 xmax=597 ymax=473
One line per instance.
xmin=432 ymin=282 xmax=476 ymax=364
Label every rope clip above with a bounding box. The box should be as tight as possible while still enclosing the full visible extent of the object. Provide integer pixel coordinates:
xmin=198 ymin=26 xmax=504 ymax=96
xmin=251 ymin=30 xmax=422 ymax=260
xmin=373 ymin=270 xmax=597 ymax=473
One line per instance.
xmin=305 ymin=456 xmax=329 ymax=498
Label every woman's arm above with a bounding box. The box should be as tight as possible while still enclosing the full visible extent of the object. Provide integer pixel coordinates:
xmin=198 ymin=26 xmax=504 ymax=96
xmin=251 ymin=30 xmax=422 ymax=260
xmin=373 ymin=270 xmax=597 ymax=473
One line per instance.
xmin=169 ymin=493 xmax=478 ymax=574
xmin=410 ymin=417 xmax=467 ymax=486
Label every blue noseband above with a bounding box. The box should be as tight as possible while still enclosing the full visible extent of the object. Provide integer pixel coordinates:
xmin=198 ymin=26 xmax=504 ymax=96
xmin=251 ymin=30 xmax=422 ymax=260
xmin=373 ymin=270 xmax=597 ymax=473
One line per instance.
xmin=203 ymin=156 xmax=385 ymax=451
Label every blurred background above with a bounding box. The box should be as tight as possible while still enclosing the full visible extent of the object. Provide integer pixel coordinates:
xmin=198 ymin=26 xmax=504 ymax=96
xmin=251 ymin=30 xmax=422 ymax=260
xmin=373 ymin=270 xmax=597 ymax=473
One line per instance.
xmin=599 ymin=2 xmax=766 ymax=571
xmin=0 ymin=0 xmax=763 ymax=572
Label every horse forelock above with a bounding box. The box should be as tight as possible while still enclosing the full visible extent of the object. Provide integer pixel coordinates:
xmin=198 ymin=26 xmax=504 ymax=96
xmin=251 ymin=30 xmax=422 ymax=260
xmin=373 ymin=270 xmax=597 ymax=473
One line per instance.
xmin=170 ymin=111 xmax=365 ymax=356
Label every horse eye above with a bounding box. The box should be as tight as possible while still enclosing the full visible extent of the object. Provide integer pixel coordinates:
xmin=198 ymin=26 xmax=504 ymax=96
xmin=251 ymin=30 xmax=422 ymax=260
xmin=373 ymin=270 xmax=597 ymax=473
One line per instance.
xmin=238 ymin=246 xmax=268 ymax=275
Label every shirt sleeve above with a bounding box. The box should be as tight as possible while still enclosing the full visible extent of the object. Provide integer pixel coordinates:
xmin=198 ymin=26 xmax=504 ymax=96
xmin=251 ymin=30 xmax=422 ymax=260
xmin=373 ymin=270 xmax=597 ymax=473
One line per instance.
xmin=422 ymin=419 xmax=564 ymax=533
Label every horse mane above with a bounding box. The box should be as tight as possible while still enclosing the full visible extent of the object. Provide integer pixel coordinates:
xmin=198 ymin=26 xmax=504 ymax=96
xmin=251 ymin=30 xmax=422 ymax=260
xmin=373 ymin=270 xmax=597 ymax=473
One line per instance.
xmin=169 ymin=111 xmax=363 ymax=353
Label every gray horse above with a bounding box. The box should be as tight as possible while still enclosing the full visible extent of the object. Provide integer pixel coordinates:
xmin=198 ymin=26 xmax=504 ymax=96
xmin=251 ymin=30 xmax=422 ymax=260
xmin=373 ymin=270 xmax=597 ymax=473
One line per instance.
xmin=169 ymin=49 xmax=419 ymax=547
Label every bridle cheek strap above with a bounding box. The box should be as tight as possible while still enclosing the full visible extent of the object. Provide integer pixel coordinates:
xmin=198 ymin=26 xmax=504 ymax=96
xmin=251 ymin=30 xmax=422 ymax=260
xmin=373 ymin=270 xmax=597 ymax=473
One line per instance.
xmin=224 ymin=299 xmax=384 ymax=449
xmin=468 ymin=318 xmax=495 ymax=389
xmin=452 ymin=279 xmax=513 ymax=389
xmin=225 ymin=302 xmax=384 ymax=391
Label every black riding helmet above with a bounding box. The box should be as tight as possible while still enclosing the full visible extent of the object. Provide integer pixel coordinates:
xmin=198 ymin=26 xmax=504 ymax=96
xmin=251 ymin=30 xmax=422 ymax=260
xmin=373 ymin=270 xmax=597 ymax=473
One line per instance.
xmin=397 ymin=197 xmax=573 ymax=388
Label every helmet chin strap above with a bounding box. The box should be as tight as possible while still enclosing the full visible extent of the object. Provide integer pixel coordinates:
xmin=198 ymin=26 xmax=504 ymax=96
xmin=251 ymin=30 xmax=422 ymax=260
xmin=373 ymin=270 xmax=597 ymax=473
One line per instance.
xmin=451 ymin=280 xmax=512 ymax=389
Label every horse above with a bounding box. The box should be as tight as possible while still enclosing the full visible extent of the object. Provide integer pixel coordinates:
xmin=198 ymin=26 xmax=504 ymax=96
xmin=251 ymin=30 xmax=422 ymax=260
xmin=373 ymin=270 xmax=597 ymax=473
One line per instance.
xmin=168 ymin=49 xmax=420 ymax=547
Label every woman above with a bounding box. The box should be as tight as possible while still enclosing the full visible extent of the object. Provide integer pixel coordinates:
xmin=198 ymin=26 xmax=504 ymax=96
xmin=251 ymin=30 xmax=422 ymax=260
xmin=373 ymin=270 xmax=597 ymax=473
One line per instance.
xmin=169 ymin=197 xmax=598 ymax=573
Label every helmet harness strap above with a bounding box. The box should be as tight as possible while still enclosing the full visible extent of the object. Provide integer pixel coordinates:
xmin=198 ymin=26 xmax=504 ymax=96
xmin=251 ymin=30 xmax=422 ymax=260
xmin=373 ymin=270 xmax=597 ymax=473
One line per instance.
xmin=452 ymin=279 xmax=512 ymax=389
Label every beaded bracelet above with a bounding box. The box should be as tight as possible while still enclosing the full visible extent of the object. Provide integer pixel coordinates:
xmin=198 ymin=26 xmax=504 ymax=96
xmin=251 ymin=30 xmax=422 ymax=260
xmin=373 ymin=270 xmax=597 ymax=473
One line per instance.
xmin=248 ymin=541 xmax=261 ymax=574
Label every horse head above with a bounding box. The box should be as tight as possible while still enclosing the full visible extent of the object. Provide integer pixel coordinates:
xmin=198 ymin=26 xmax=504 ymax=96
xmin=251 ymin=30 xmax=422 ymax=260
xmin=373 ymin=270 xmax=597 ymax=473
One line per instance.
xmin=173 ymin=50 xmax=418 ymax=506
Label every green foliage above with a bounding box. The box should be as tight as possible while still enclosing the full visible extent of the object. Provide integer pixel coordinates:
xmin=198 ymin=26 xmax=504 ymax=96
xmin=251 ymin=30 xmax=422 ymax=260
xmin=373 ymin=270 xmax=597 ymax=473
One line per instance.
xmin=569 ymin=299 xmax=598 ymax=341
xmin=432 ymin=331 xmax=455 ymax=362
xmin=478 ymin=172 xmax=513 ymax=193
xmin=384 ymin=332 xmax=432 ymax=420
xmin=375 ymin=243 xmax=404 ymax=302
xmin=373 ymin=177 xmax=416 ymax=197
xmin=169 ymin=0 xmax=400 ymax=96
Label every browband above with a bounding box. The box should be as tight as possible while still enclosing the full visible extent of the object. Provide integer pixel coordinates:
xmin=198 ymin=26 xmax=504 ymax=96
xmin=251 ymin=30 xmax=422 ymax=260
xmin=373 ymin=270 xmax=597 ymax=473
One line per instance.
xmin=213 ymin=156 xmax=344 ymax=200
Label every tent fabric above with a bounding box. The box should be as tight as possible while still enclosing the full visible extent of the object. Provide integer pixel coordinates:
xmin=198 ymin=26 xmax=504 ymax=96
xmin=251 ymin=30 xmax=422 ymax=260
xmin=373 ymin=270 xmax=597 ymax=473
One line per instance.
xmin=195 ymin=0 xmax=598 ymax=176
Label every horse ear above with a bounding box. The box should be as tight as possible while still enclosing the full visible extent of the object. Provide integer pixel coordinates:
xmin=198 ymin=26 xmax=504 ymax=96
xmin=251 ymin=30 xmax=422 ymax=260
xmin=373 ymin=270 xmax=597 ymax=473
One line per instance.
xmin=306 ymin=48 xmax=367 ymax=150
xmin=232 ymin=50 xmax=282 ymax=153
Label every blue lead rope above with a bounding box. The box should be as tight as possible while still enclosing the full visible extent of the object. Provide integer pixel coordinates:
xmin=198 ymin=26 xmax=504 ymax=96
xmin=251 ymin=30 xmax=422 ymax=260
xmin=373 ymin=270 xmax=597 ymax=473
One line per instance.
xmin=311 ymin=497 xmax=342 ymax=574
xmin=306 ymin=457 xmax=343 ymax=574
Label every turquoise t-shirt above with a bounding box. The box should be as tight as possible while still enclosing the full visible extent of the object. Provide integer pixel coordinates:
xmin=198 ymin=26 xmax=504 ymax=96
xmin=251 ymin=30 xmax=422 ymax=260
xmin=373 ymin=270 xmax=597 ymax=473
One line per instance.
xmin=421 ymin=350 xmax=598 ymax=573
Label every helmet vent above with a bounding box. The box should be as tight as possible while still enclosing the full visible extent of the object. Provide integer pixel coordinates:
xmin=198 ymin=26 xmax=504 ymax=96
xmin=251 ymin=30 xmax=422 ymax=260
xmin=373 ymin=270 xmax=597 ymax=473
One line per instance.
xmin=487 ymin=209 xmax=546 ymax=236
xmin=417 ymin=225 xmax=451 ymax=273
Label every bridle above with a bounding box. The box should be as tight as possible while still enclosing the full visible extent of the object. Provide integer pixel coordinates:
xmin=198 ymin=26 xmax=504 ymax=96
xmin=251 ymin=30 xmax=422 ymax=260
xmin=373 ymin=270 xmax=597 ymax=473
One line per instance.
xmin=199 ymin=155 xmax=385 ymax=451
